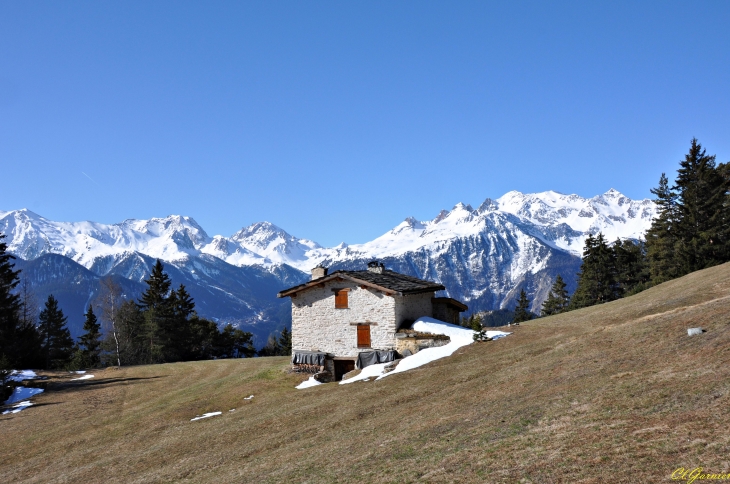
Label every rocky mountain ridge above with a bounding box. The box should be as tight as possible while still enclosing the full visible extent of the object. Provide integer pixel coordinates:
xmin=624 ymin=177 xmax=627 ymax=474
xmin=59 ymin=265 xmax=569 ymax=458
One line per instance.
xmin=0 ymin=189 xmax=656 ymax=342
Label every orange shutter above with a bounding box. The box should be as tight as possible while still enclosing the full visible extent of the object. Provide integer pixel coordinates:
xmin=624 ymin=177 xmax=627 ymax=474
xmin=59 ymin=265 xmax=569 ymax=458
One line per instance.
xmin=335 ymin=290 xmax=348 ymax=308
xmin=357 ymin=325 xmax=371 ymax=348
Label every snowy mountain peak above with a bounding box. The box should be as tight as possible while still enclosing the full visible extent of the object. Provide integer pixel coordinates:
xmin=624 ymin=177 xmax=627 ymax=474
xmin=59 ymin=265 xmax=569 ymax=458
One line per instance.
xmin=231 ymin=221 xmax=290 ymax=244
xmin=476 ymin=198 xmax=498 ymax=214
xmin=120 ymin=215 xmax=210 ymax=247
xmin=433 ymin=210 xmax=450 ymax=224
xmin=0 ymin=188 xmax=657 ymax=279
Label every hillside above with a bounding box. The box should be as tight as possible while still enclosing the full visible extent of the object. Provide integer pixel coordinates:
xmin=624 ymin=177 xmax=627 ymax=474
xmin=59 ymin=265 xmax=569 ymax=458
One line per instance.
xmin=2 ymin=263 xmax=729 ymax=483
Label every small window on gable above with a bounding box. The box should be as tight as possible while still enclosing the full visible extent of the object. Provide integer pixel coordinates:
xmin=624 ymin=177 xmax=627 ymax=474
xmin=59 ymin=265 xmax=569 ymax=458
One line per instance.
xmin=335 ymin=289 xmax=349 ymax=309
xmin=357 ymin=324 xmax=371 ymax=348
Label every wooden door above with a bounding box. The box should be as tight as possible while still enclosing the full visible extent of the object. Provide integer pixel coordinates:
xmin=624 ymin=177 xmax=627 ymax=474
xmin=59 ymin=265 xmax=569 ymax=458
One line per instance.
xmin=357 ymin=324 xmax=371 ymax=348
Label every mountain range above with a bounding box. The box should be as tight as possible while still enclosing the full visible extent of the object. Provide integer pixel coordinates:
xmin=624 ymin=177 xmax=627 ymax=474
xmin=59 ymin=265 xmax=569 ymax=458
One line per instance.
xmin=0 ymin=189 xmax=656 ymax=345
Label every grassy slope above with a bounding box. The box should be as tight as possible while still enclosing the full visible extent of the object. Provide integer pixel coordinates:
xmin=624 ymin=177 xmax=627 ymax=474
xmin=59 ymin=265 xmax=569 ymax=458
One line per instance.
xmin=2 ymin=263 xmax=730 ymax=483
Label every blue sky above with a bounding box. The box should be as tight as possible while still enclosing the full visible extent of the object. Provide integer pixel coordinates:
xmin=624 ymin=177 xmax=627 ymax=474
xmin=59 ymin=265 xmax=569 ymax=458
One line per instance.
xmin=1 ymin=1 xmax=728 ymax=247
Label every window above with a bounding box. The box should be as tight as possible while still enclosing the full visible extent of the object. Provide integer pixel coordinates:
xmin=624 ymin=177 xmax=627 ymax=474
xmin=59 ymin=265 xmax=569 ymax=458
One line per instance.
xmin=357 ymin=324 xmax=371 ymax=348
xmin=334 ymin=289 xmax=349 ymax=308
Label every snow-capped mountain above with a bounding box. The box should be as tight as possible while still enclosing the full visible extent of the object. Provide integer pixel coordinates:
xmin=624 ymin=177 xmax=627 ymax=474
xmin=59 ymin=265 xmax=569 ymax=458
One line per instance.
xmin=0 ymin=189 xmax=656 ymax=338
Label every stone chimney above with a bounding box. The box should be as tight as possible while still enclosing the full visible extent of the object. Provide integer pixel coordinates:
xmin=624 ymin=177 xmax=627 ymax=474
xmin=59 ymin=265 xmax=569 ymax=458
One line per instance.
xmin=367 ymin=260 xmax=385 ymax=274
xmin=311 ymin=265 xmax=328 ymax=280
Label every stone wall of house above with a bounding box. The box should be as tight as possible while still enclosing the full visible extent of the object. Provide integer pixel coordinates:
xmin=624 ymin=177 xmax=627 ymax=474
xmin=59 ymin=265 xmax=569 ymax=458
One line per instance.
xmin=291 ymin=280 xmax=398 ymax=356
xmin=394 ymin=292 xmax=435 ymax=330
xmin=395 ymin=334 xmax=450 ymax=355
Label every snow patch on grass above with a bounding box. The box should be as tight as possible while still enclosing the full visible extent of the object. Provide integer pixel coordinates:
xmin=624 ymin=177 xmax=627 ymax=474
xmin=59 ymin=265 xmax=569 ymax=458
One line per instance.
xmin=2 ymin=400 xmax=35 ymax=414
xmin=190 ymin=412 xmax=222 ymax=422
xmin=7 ymin=370 xmax=37 ymax=382
xmin=295 ymin=376 xmax=322 ymax=389
xmin=71 ymin=374 xmax=94 ymax=381
xmin=341 ymin=317 xmax=511 ymax=384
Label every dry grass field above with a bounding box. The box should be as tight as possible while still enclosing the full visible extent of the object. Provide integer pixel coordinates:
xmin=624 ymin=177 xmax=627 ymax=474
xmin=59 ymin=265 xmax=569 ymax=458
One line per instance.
xmin=2 ymin=263 xmax=730 ymax=483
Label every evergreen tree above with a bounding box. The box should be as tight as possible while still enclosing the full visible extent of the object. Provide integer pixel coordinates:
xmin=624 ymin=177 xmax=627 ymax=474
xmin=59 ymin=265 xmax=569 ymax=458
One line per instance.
xmin=215 ymin=324 xmax=255 ymax=358
xmin=513 ymin=289 xmax=533 ymax=324
xmin=164 ymin=284 xmax=195 ymax=361
xmin=278 ymin=327 xmax=292 ymax=356
xmin=541 ymin=275 xmax=569 ymax=316
xmin=646 ymin=139 xmax=730 ymax=282
xmin=0 ymin=233 xmax=22 ymax=366
xmin=138 ymin=260 xmax=173 ymax=362
xmin=77 ymin=305 xmax=102 ymax=368
xmin=15 ymin=277 xmax=42 ymax=368
xmin=188 ymin=315 xmax=220 ymax=360
xmin=38 ymin=295 xmax=74 ymax=369
xmin=138 ymin=260 xmax=172 ymax=312
xmin=469 ymin=313 xmax=489 ymax=341
xmin=569 ymin=233 xmax=620 ymax=309
xmin=613 ymin=239 xmax=649 ymax=294
xmin=646 ymin=173 xmax=682 ymax=282
xmin=673 ymin=138 xmax=729 ymax=272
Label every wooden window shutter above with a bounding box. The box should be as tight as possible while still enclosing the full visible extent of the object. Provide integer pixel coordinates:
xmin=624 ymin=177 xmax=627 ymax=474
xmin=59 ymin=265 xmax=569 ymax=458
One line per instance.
xmin=357 ymin=325 xmax=371 ymax=348
xmin=335 ymin=290 xmax=348 ymax=308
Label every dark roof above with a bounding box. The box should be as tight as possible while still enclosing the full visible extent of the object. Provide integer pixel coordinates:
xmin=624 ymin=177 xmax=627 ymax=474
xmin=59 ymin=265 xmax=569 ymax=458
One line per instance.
xmin=432 ymin=297 xmax=468 ymax=312
xmin=277 ymin=269 xmax=445 ymax=298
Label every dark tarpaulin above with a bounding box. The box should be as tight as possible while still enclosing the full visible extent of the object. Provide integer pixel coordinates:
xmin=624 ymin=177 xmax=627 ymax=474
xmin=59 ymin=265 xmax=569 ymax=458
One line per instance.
xmin=292 ymin=350 xmax=326 ymax=366
xmin=356 ymin=350 xmax=397 ymax=369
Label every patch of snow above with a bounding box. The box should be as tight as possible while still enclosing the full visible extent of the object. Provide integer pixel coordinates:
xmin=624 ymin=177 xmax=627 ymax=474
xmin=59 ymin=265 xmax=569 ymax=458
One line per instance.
xmin=7 ymin=370 xmax=37 ymax=382
xmin=2 ymin=400 xmax=35 ymax=414
xmin=5 ymin=386 xmax=44 ymax=405
xmin=340 ymin=317 xmax=511 ymax=384
xmin=243 ymin=395 xmax=254 ymax=400
xmin=190 ymin=411 xmax=222 ymax=422
xmin=73 ymin=371 xmax=86 ymax=374
xmin=71 ymin=374 xmax=94 ymax=381
xmin=295 ymin=376 xmax=322 ymax=389
xmin=339 ymin=362 xmax=389 ymax=385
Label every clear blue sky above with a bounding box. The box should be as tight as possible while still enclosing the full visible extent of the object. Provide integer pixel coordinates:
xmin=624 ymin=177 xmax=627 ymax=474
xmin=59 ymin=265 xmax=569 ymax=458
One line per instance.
xmin=1 ymin=1 xmax=728 ymax=247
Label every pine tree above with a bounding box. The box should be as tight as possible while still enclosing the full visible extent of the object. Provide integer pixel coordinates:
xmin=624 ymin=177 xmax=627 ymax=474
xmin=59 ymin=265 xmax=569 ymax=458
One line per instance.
xmin=77 ymin=305 xmax=102 ymax=368
xmin=165 ymin=284 xmax=195 ymax=361
xmin=0 ymin=233 xmax=22 ymax=366
xmin=613 ymin=239 xmax=649 ymax=294
xmin=116 ymin=300 xmax=149 ymax=365
xmin=278 ymin=327 xmax=292 ymax=356
xmin=569 ymin=233 xmax=620 ymax=309
xmin=138 ymin=260 xmax=173 ymax=362
xmin=646 ymin=140 xmax=730 ymax=282
xmin=215 ymin=324 xmax=255 ymax=358
xmin=646 ymin=173 xmax=682 ymax=282
xmin=138 ymin=260 xmax=172 ymax=312
xmin=673 ymin=138 xmax=729 ymax=272
xmin=38 ymin=295 xmax=74 ymax=369
xmin=541 ymin=275 xmax=569 ymax=316
xmin=513 ymin=289 xmax=533 ymax=324
xmin=469 ymin=313 xmax=488 ymax=341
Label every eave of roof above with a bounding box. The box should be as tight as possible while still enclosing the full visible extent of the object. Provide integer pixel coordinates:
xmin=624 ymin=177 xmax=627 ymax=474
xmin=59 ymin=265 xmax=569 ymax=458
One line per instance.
xmin=432 ymin=297 xmax=468 ymax=311
xmin=277 ymin=270 xmax=445 ymax=298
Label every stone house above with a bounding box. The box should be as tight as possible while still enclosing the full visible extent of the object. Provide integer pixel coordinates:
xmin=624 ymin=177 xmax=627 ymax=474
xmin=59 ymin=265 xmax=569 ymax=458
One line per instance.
xmin=277 ymin=261 xmax=467 ymax=381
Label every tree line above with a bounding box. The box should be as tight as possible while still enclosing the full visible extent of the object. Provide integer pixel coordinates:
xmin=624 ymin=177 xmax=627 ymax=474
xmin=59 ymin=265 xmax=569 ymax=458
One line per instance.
xmin=0 ymin=244 xmax=284 ymax=384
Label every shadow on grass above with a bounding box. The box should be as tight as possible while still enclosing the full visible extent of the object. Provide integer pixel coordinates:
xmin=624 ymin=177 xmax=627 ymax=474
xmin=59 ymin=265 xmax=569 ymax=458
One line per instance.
xmin=0 ymin=401 xmax=62 ymax=419
xmin=50 ymin=375 xmax=169 ymax=394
